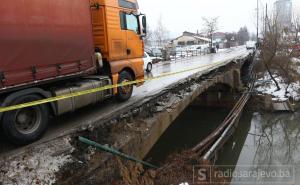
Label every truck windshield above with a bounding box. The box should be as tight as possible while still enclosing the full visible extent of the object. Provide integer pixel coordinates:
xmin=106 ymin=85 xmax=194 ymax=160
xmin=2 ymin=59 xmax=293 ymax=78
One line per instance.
xmin=126 ymin=14 xmax=139 ymax=33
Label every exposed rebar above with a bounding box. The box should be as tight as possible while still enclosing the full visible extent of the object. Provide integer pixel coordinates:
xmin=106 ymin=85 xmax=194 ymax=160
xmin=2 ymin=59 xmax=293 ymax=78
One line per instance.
xmin=78 ymin=136 xmax=158 ymax=169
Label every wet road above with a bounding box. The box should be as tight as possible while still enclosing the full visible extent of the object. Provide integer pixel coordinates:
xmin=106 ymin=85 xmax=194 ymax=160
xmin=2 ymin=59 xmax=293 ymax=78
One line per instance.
xmin=0 ymin=46 xmax=251 ymax=156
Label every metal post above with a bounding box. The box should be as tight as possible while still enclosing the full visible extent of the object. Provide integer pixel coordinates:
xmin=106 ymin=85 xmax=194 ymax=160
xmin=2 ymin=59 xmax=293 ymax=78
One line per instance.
xmin=181 ymin=51 xmax=182 ymax=60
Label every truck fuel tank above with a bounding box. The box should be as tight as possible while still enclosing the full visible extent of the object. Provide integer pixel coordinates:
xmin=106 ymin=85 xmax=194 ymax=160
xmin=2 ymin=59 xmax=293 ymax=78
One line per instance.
xmin=53 ymin=76 xmax=112 ymax=115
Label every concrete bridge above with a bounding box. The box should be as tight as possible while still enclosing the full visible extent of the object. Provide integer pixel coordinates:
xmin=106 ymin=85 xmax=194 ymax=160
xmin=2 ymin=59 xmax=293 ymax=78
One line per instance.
xmin=0 ymin=47 xmax=254 ymax=185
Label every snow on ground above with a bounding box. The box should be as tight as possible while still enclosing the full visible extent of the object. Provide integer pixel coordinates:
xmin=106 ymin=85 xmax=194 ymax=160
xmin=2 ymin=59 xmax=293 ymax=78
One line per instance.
xmin=256 ymin=74 xmax=300 ymax=101
xmin=292 ymin=57 xmax=300 ymax=63
xmin=0 ymin=138 xmax=73 ymax=185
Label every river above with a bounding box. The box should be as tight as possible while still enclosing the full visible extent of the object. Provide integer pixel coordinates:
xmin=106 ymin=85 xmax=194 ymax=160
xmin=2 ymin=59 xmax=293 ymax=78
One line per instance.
xmin=217 ymin=111 xmax=300 ymax=185
xmin=145 ymin=106 xmax=300 ymax=184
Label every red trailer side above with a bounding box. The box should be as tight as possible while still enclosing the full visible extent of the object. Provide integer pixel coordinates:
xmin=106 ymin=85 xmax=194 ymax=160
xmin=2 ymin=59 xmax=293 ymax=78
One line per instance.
xmin=0 ymin=0 xmax=96 ymax=90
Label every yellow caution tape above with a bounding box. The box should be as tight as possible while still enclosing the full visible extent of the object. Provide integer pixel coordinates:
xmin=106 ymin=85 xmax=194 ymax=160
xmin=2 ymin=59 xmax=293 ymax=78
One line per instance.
xmin=0 ymin=60 xmax=225 ymax=113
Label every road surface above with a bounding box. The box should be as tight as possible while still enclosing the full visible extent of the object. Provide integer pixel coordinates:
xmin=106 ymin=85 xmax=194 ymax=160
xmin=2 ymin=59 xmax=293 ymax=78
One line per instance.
xmin=0 ymin=46 xmax=251 ymax=156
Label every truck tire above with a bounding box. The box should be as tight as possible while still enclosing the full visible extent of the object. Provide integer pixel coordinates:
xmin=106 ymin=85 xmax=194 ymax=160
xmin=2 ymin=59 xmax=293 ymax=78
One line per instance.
xmin=2 ymin=94 xmax=49 ymax=145
xmin=116 ymin=71 xmax=134 ymax=102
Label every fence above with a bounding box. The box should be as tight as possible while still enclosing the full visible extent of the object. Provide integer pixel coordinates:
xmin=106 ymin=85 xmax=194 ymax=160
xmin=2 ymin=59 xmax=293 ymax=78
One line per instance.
xmin=150 ymin=48 xmax=211 ymax=63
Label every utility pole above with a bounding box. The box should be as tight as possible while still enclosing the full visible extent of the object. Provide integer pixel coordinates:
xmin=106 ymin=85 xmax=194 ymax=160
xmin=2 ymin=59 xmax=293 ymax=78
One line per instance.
xmin=257 ymin=0 xmax=259 ymax=42
xmin=265 ymin=3 xmax=268 ymax=37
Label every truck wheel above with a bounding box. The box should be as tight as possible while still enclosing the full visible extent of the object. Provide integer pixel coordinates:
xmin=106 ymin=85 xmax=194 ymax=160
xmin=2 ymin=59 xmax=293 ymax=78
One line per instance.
xmin=116 ymin=71 xmax=134 ymax=102
xmin=2 ymin=94 xmax=49 ymax=145
xmin=146 ymin=63 xmax=153 ymax=73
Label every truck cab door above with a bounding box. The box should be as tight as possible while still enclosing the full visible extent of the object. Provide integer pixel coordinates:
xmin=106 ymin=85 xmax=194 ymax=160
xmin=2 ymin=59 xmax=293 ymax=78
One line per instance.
xmin=122 ymin=13 xmax=143 ymax=59
xmin=91 ymin=5 xmax=127 ymax=61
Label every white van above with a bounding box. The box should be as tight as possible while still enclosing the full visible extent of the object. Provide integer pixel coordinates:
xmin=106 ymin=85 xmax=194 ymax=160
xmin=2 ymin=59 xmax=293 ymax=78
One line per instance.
xmin=246 ymin=41 xmax=256 ymax=50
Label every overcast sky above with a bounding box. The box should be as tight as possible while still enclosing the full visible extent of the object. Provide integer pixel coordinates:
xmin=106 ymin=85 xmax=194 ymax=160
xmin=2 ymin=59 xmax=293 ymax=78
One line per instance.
xmin=138 ymin=0 xmax=300 ymax=38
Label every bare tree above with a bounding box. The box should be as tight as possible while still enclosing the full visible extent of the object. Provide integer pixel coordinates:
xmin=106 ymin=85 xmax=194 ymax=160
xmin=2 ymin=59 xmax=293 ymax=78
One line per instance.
xmin=153 ymin=15 xmax=169 ymax=47
xmin=202 ymin=17 xmax=219 ymax=50
xmin=237 ymin=26 xmax=250 ymax=45
xmin=273 ymin=13 xmax=300 ymax=94
xmin=144 ymin=23 xmax=153 ymax=47
xmin=260 ymin=10 xmax=300 ymax=94
xmin=290 ymin=13 xmax=300 ymax=57
xmin=260 ymin=13 xmax=281 ymax=90
xmin=225 ymin=32 xmax=237 ymax=48
xmin=250 ymin=33 xmax=257 ymax=41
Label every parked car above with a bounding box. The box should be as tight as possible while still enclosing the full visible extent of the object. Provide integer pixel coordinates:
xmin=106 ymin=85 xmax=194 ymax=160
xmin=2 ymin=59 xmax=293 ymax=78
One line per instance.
xmin=146 ymin=51 xmax=163 ymax=63
xmin=151 ymin=56 xmax=163 ymax=63
xmin=143 ymin=52 xmax=153 ymax=72
xmin=185 ymin=44 xmax=210 ymax=55
xmin=188 ymin=44 xmax=209 ymax=51
xmin=151 ymin=47 xmax=163 ymax=57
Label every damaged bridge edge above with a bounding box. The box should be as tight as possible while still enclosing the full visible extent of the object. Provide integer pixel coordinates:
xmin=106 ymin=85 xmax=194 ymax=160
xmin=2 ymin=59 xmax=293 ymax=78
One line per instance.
xmin=58 ymin=53 xmax=254 ymax=184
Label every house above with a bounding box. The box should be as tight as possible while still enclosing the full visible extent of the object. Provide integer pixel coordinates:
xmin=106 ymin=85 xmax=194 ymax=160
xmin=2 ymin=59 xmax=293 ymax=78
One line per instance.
xmin=213 ymin=32 xmax=226 ymax=43
xmin=169 ymin=31 xmax=210 ymax=48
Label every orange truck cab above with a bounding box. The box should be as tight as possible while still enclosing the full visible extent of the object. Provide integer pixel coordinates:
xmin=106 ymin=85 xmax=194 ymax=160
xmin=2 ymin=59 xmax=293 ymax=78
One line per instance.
xmin=0 ymin=0 xmax=147 ymax=145
xmin=91 ymin=0 xmax=146 ymax=94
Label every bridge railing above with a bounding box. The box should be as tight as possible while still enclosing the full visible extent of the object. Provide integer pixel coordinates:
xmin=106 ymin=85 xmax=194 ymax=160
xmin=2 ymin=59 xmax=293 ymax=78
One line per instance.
xmin=150 ymin=48 xmax=211 ymax=64
xmin=169 ymin=49 xmax=210 ymax=61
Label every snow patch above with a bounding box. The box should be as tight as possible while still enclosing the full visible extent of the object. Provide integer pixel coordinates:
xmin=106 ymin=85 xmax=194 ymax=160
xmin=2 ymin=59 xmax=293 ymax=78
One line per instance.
xmin=292 ymin=57 xmax=300 ymax=63
xmin=0 ymin=139 xmax=73 ymax=185
xmin=256 ymin=74 xmax=300 ymax=101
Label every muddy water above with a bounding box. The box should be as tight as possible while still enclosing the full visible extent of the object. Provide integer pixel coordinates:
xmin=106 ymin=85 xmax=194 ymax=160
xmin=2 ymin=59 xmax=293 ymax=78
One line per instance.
xmin=217 ymin=111 xmax=300 ymax=185
xmin=146 ymin=107 xmax=230 ymax=164
xmin=145 ymin=105 xmax=300 ymax=184
xmin=145 ymin=107 xmax=230 ymax=164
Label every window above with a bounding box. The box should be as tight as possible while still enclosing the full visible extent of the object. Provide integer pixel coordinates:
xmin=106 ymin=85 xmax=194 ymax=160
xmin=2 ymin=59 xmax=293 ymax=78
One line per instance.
xmin=120 ymin=12 xmax=139 ymax=33
xmin=147 ymin=52 xmax=154 ymax=57
xmin=126 ymin=14 xmax=139 ymax=33
xmin=187 ymin=41 xmax=195 ymax=45
xmin=178 ymin=41 xmax=186 ymax=46
xmin=118 ymin=0 xmax=137 ymax=10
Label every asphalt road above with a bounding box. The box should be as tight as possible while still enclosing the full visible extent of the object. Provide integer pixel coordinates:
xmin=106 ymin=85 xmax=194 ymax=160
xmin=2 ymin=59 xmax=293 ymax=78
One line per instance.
xmin=0 ymin=46 xmax=252 ymax=156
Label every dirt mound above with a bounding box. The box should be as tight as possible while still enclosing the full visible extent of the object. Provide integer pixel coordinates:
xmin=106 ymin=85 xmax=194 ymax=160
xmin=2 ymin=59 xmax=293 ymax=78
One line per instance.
xmin=115 ymin=150 xmax=230 ymax=185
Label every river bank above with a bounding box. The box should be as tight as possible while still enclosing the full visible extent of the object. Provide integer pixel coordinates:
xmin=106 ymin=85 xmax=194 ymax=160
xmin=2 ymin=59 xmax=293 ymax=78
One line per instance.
xmin=111 ymin=75 xmax=300 ymax=184
xmin=118 ymin=107 xmax=300 ymax=185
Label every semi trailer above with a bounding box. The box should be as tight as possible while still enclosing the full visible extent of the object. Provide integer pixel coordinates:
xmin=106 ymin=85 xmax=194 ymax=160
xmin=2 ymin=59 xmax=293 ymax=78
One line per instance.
xmin=0 ymin=0 xmax=147 ymax=145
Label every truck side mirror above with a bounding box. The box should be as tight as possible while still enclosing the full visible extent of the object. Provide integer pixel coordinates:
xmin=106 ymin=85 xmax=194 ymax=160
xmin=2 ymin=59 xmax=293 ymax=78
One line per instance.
xmin=142 ymin=16 xmax=147 ymax=33
xmin=139 ymin=14 xmax=147 ymax=37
